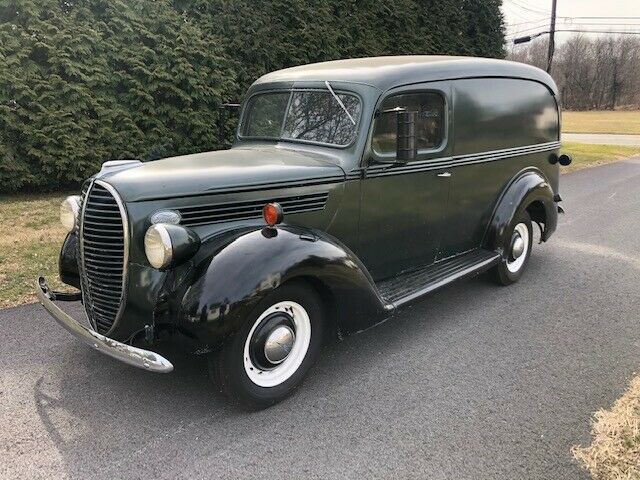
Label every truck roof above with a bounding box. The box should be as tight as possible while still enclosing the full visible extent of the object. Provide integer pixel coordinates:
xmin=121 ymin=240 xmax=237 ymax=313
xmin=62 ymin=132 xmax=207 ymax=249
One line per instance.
xmin=254 ymin=56 xmax=558 ymax=95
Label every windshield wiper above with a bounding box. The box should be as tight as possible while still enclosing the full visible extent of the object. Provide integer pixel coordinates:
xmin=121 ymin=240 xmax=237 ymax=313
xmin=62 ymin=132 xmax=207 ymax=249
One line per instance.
xmin=325 ymin=81 xmax=356 ymax=125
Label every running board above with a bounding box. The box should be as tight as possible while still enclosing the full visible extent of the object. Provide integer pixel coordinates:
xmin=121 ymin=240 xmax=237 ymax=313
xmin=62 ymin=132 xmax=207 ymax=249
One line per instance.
xmin=376 ymin=249 xmax=501 ymax=308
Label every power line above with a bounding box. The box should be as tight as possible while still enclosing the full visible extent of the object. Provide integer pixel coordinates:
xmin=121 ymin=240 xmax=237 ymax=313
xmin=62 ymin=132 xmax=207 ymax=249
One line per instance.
xmin=559 ymin=16 xmax=640 ymax=20
xmin=503 ymin=5 xmax=640 ymax=44
xmin=551 ymin=29 xmax=640 ymax=34
xmin=503 ymin=3 xmax=537 ymax=22
xmin=507 ymin=23 xmax=640 ymax=37
xmin=505 ymin=14 xmax=640 ymax=37
xmin=507 ymin=18 xmax=551 ymax=27
xmin=508 ymin=21 xmax=640 ymax=30
xmin=505 ymin=0 xmax=549 ymax=15
xmin=507 ymin=24 xmax=556 ymax=35
xmin=506 ymin=16 xmax=640 ymax=29
xmin=505 ymin=0 xmax=550 ymax=16
xmin=502 ymin=2 xmax=550 ymax=42
xmin=559 ymin=22 xmax=640 ymax=26
xmin=512 ymin=29 xmax=640 ymax=45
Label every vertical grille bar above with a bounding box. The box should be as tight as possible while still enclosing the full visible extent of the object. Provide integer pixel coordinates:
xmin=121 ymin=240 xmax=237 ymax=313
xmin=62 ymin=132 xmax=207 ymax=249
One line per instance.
xmin=79 ymin=180 xmax=129 ymax=335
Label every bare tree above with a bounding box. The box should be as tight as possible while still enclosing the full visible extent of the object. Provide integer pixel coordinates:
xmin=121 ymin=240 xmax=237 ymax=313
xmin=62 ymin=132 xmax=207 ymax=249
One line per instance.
xmin=611 ymin=37 xmax=640 ymax=108
xmin=553 ymin=35 xmax=592 ymax=110
xmin=508 ymin=34 xmax=640 ymax=110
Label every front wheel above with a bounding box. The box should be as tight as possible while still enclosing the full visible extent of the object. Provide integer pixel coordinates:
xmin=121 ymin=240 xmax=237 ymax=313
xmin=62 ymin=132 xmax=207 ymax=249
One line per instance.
xmin=209 ymin=281 xmax=324 ymax=409
xmin=490 ymin=210 xmax=533 ymax=286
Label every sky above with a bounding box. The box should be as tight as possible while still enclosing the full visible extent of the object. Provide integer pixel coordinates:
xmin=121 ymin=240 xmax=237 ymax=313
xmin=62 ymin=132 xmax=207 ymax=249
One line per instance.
xmin=502 ymin=0 xmax=640 ymax=46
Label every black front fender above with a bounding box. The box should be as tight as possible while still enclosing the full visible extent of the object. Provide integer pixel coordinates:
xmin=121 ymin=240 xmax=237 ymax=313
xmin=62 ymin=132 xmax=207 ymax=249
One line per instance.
xmin=59 ymin=232 xmax=80 ymax=289
xmin=178 ymin=225 xmax=386 ymax=349
xmin=485 ymin=169 xmax=557 ymax=255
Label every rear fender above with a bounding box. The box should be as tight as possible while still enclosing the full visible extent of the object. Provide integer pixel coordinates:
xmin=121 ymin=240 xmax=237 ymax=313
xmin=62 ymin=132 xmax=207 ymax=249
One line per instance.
xmin=179 ymin=225 xmax=386 ymax=348
xmin=485 ymin=169 xmax=557 ymax=255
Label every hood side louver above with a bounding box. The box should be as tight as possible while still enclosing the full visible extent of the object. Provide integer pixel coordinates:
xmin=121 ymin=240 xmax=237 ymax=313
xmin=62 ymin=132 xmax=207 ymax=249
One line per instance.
xmin=178 ymin=192 xmax=329 ymax=227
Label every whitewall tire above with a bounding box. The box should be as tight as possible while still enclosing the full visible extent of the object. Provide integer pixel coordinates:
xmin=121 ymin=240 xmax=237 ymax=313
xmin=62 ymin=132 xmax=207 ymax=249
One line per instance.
xmin=209 ymin=281 xmax=324 ymax=409
xmin=490 ymin=210 xmax=533 ymax=285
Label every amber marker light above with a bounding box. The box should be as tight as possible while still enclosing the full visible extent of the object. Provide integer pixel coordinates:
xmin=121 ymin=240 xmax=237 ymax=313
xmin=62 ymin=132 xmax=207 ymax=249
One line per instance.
xmin=263 ymin=202 xmax=284 ymax=226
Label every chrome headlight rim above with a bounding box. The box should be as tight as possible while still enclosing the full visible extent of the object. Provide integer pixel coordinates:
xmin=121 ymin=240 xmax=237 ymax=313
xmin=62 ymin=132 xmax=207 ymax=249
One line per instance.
xmin=144 ymin=224 xmax=174 ymax=270
xmin=60 ymin=195 xmax=81 ymax=233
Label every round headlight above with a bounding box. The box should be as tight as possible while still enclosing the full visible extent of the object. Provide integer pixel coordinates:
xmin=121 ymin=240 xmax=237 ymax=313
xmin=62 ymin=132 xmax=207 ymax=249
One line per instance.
xmin=144 ymin=224 xmax=173 ymax=269
xmin=60 ymin=195 xmax=81 ymax=233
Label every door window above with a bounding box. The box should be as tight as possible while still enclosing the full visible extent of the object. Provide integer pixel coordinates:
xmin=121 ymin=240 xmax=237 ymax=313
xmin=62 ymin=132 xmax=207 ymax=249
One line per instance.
xmin=372 ymin=92 xmax=445 ymax=156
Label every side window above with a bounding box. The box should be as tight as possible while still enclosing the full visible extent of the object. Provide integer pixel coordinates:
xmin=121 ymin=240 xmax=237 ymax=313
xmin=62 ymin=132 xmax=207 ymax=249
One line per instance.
xmin=372 ymin=92 xmax=445 ymax=156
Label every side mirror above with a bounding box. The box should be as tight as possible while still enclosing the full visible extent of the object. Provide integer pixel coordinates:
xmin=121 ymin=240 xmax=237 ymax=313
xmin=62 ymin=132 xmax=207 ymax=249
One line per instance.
xmin=396 ymin=110 xmax=417 ymax=161
xmin=372 ymin=108 xmax=418 ymax=164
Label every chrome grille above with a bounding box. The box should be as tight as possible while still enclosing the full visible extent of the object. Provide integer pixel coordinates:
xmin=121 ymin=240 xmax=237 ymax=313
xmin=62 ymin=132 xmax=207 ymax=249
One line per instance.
xmin=79 ymin=181 xmax=128 ymax=335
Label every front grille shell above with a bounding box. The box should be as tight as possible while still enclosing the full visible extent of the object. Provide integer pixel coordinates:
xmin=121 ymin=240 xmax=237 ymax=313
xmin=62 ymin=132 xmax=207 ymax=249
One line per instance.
xmin=78 ymin=180 xmax=129 ymax=336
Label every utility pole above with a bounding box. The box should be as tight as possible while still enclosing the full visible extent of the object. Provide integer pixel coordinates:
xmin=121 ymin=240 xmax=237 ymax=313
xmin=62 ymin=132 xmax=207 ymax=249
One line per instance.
xmin=546 ymin=0 xmax=557 ymax=73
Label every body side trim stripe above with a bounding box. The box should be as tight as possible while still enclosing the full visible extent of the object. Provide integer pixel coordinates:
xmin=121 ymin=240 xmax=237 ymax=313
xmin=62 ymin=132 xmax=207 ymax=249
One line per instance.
xmin=348 ymin=141 xmax=560 ymax=179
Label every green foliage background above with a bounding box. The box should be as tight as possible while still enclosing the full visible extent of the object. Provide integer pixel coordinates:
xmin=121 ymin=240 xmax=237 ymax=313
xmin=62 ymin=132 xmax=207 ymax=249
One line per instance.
xmin=0 ymin=0 xmax=505 ymax=192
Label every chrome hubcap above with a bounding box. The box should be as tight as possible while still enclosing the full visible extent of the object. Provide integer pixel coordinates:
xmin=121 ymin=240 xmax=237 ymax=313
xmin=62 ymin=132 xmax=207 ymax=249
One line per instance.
xmin=243 ymin=301 xmax=312 ymax=388
xmin=264 ymin=325 xmax=295 ymax=364
xmin=510 ymin=234 xmax=525 ymax=260
xmin=506 ymin=223 xmax=530 ymax=273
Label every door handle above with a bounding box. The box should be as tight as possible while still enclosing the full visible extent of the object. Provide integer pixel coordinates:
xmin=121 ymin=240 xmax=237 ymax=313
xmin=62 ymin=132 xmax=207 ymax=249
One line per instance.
xmin=437 ymin=172 xmax=451 ymax=178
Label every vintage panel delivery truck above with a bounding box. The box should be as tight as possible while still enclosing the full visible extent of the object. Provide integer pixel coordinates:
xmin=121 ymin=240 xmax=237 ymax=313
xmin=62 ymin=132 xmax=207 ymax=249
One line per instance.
xmin=38 ymin=56 xmax=569 ymax=408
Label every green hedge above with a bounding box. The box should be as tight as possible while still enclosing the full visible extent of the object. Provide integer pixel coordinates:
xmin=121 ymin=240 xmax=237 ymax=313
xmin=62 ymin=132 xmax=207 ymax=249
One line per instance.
xmin=0 ymin=0 xmax=504 ymax=192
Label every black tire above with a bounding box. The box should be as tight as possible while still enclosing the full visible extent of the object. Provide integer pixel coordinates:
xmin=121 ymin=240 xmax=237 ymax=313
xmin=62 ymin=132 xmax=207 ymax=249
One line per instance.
xmin=490 ymin=209 xmax=533 ymax=286
xmin=208 ymin=281 xmax=324 ymax=410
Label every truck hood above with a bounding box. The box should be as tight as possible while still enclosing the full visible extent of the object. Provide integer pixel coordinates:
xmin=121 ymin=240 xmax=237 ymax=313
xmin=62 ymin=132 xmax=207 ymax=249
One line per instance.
xmin=99 ymin=146 xmax=346 ymax=202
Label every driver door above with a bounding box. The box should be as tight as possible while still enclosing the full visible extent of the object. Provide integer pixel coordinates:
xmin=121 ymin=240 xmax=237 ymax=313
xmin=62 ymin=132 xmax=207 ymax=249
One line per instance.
xmin=358 ymin=83 xmax=452 ymax=280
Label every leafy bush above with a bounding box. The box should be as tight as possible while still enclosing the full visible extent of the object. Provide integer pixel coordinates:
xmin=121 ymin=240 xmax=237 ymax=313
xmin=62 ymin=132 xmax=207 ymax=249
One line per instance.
xmin=0 ymin=0 xmax=504 ymax=192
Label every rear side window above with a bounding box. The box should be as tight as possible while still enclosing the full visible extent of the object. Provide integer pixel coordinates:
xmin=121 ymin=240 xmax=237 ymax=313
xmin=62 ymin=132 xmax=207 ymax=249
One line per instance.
xmin=372 ymin=92 xmax=445 ymax=156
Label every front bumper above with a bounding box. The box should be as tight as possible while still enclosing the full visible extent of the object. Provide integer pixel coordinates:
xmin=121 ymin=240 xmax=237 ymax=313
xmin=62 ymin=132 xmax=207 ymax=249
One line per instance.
xmin=36 ymin=277 xmax=173 ymax=373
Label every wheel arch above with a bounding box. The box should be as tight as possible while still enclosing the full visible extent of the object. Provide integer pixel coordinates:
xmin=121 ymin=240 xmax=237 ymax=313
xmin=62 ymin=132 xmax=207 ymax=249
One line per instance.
xmin=178 ymin=225 xmax=386 ymax=350
xmin=287 ymin=275 xmax=340 ymax=342
xmin=525 ymin=199 xmax=547 ymax=237
xmin=484 ymin=168 xmax=557 ymax=255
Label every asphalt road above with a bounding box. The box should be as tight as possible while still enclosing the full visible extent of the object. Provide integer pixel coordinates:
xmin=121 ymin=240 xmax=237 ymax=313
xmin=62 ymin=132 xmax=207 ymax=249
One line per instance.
xmin=563 ymin=132 xmax=640 ymax=146
xmin=2 ymin=159 xmax=640 ymax=479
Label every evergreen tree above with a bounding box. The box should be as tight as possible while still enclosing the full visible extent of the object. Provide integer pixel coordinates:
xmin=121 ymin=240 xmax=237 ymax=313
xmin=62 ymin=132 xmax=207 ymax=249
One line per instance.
xmin=0 ymin=0 xmax=504 ymax=192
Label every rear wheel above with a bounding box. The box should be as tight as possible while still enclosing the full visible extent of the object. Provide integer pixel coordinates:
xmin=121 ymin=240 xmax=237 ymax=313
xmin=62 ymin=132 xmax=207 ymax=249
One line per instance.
xmin=490 ymin=210 xmax=533 ymax=285
xmin=209 ymin=281 xmax=324 ymax=409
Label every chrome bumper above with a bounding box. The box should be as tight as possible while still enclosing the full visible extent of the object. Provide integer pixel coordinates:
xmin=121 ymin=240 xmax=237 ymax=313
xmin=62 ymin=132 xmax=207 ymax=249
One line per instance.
xmin=36 ymin=277 xmax=173 ymax=373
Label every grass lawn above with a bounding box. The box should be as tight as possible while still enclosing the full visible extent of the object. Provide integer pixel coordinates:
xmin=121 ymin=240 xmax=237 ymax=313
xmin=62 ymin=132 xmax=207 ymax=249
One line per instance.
xmin=0 ymin=192 xmax=70 ymax=308
xmin=561 ymin=142 xmax=640 ymax=173
xmin=572 ymin=375 xmax=640 ymax=478
xmin=563 ymin=111 xmax=640 ymax=135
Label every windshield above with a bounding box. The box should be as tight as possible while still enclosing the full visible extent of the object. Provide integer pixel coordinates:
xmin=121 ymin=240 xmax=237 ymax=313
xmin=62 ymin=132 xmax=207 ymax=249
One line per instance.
xmin=240 ymin=90 xmax=362 ymax=147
